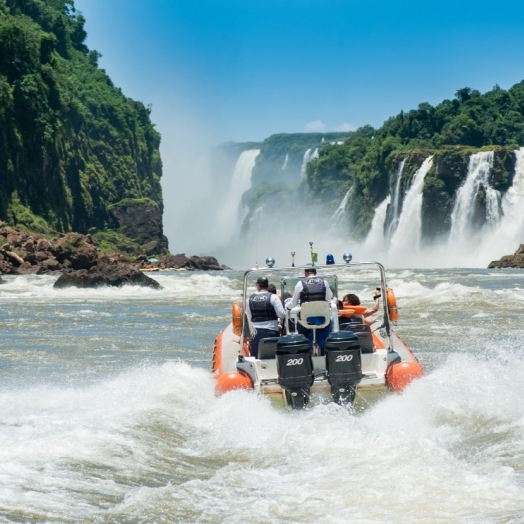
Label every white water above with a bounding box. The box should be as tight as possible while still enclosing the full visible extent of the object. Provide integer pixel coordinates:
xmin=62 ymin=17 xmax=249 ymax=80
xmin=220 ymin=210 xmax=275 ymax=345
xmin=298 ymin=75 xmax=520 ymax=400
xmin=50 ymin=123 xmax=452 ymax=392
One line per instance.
xmin=300 ymin=148 xmax=319 ymax=178
xmin=364 ymin=194 xmax=390 ymax=254
xmin=281 ymin=152 xmax=289 ymax=171
xmin=448 ymin=151 xmax=497 ymax=244
xmin=3 ymin=269 xmax=524 ymax=521
xmin=389 ymin=156 xmax=434 ymax=263
xmin=329 ymin=187 xmax=352 ymax=229
xmin=216 ymin=149 xmax=260 ymax=244
xmin=386 ymin=158 xmax=407 ymax=240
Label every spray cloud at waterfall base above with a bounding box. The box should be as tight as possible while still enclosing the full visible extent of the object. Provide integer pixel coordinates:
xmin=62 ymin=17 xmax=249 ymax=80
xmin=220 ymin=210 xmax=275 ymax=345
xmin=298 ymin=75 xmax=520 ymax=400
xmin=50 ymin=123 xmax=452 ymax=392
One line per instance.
xmin=212 ymin=138 xmax=524 ymax=269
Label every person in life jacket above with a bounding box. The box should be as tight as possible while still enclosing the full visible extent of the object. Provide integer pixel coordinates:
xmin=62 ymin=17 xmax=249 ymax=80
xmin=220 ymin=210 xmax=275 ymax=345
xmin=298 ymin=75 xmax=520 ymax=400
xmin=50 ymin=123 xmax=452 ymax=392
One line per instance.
xmin=287 ymin=267 xmax=334 ymax=352
xmin=341 ymin=291 xmax=381 ymax=326
xmin=246 ymin=276 xmax=286 ymax=358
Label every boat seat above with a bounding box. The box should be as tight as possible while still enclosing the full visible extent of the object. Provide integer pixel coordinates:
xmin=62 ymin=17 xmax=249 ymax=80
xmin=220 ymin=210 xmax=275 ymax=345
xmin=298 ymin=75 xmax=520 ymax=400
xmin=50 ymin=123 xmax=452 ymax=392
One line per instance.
xmin=342 ymin=324 xmax=374 ymax=353
xmin=298 ymin=301 xmax=331 ymax=330
xmin=258 ymin=337 xmax=280 ymax=359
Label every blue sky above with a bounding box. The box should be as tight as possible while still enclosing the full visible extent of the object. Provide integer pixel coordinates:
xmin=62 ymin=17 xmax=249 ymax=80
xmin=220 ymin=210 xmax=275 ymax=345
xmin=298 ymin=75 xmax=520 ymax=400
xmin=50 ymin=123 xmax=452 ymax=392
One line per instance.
xmin=74 ymin=0 xmax=524 ymax=253
xmin=75 ymin=0 xmax=524 ymax=143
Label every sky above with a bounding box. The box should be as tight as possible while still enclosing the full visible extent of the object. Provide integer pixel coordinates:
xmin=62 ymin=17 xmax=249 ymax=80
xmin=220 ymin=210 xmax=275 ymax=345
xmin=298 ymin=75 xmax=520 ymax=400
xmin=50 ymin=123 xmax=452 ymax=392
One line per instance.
xmin=74 ymin=0 xmax=524 ymax=254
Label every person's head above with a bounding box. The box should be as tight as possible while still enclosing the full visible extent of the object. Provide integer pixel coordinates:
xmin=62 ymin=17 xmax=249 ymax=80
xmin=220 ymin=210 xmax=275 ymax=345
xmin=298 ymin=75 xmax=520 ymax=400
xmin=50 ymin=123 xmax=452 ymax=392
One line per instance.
xmin=256 ymin=276 xmax=269 ymax=290
xmin=342 ymin=293 xmax=360 ymax=306
xmin=267 ymin=283 xmax=277 ymax=294
xmin=304 ymin=267 xmax=317 ymax=277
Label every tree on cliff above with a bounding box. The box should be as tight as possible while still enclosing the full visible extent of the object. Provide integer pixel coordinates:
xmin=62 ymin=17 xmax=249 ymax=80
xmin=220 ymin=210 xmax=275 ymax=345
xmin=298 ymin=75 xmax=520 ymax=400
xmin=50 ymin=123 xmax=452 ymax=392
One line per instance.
xmin=0 ymin=0 xmax=163 ymax=235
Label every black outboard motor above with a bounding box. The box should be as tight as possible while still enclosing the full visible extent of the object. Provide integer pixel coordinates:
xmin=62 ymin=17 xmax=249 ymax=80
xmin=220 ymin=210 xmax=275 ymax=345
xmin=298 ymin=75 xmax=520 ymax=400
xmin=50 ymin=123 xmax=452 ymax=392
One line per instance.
xmin=276 ymin=334 xmax=314 ymax=409
xmin=325 ymin=331 xmax=362 ymax=404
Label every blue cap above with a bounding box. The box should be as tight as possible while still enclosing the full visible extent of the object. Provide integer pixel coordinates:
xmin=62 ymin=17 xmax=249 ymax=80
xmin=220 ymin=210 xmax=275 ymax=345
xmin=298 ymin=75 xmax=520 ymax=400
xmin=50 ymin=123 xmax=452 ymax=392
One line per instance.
xmin=326 ymin=254 xmax=335 ymax=264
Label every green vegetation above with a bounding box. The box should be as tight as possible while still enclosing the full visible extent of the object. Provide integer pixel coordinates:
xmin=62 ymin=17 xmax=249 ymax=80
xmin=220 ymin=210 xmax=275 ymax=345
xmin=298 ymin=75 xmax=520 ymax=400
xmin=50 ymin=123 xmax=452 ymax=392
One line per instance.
xmin=250 ymin=132 xmax=352 ymax=186
xmin=0 ymin=0 xmax=162 ymax=235
xmin=305 ymin=85 xmax=524 ymax=238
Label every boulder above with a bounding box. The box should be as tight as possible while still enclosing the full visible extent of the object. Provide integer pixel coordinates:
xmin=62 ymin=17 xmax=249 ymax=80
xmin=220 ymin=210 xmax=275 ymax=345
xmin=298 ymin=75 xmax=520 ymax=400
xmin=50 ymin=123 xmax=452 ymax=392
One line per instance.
xmin=52 ymin=233 xmax=98 ymax=269
xmin=36 ymin=238 xmax=52 ymax=252
xmin=5 ymin=251 xmax=24 ymax=267
xmin=488 ymin=244 xmax=524 ymax=268
xmin=53 ymin=261 xmax=162 ymax=289
xmin=164 ymin=253 xmax=227 ymax=271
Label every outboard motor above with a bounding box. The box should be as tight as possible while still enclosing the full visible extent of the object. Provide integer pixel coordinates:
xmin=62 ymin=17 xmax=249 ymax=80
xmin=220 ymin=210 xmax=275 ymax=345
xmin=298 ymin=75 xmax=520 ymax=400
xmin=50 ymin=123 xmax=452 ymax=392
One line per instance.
xmin=276 ymin=334 xmax=314 ymax=409
xmin=325 ymin=331 xmax=362 ymax=404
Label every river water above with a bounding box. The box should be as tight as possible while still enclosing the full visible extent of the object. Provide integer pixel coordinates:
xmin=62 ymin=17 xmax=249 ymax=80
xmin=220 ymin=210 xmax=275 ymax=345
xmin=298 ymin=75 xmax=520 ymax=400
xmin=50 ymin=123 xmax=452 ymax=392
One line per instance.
xmin=2 ymin=268 xmax=524 ymax=523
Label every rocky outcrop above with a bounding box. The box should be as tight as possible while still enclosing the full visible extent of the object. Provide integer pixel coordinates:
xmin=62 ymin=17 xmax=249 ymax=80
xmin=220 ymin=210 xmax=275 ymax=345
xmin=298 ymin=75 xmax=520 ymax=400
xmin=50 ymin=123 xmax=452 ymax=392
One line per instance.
xmin=488 ymin=244 xmax=524 ymax=268
xmin=109 ymin=198 xmax=169 ymax=256
xmin=0 ymin=222 xmax=229 ymax=276
xmin=162 ymin=253 xmax=230 ymax=271
xmin=54 ymin=260 xmax=162 ymax=289
xmin=0 ymin=224 xmax=98 ymax=275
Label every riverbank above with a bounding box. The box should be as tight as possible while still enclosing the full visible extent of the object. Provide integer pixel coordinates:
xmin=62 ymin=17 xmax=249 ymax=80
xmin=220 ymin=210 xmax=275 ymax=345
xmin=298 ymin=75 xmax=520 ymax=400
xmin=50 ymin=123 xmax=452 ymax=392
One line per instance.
xmin=0 ymin=222 xmax=228 ymax=275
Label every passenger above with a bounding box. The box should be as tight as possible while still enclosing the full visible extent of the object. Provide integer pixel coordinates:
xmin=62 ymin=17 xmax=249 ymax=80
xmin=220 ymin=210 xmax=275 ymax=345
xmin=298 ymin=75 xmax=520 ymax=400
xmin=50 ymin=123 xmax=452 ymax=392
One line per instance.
xmin=246 ymin=276 xmax=286 ymax=358
xmin=287 ymin=267 xmax=334 ymax=309
xmin=267 ymin=283 xmax=277 ymax=294
xmin=341 ymin=291 xmax=380 ymax=326
xmin=287 ymin=267 xmax=334 ymax=352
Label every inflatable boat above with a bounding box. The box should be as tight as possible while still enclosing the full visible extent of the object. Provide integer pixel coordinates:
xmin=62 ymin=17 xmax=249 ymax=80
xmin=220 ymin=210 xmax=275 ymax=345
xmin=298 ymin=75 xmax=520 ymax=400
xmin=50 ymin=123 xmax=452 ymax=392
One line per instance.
xmin=212 ymin=254 xmax=423 ymax=409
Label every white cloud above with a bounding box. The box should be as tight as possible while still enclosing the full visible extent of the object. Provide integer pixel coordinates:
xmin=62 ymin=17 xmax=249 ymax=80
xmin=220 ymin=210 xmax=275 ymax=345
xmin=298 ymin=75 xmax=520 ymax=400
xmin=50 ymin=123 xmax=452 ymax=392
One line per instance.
xmin=335 ymin=122 xmax=356 ymax=132
xmin=304 ymin=120 xmax=326 ymax=132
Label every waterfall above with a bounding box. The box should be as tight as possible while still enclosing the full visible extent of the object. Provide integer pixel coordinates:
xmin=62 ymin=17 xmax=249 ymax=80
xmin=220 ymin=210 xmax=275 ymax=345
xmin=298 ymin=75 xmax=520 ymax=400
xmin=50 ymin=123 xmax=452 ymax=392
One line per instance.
xmin=281 ymin=153 xmax=289 ymax=171
xmin=477 ymin=147 xmax=524 ymax=259
xmin=217 ymin=149 xmax=260 ymax=242
xmin=389 ymin=156 xmax=434 ymax=258
xmin=385 ymin=158 xmax=407 ymax=239
xmin=329 ymin=188 xmax=352 ymax=229
xmin=364 ymin=195 xmax=391 ymax=251
xmin=300 ymin=148 xmax=319 ymax=177
xmin=448 ymin=151 xmax=498 ymax=243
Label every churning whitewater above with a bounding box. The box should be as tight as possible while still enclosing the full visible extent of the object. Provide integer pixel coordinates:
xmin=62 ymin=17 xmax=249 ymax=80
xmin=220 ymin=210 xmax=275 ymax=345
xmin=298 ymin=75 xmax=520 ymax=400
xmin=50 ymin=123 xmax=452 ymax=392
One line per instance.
xmin=2 ymin=269 xmax=524 ymax=522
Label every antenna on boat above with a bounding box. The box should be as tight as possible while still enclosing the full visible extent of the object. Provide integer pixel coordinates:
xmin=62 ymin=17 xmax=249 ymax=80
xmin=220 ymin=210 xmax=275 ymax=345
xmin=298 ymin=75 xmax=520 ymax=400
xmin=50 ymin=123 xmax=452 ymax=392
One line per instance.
xmin=291 ymin=251 xmax=295 ymax=267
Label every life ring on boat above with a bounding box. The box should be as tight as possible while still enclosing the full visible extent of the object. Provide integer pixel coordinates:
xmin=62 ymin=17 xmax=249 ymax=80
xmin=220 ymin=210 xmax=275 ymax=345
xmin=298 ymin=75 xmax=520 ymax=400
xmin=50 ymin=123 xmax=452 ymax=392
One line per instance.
xmin=339 ymin=305 xmax=367 ymax=318
xmin=387 ymin=288 xmax=398 ymax=323
xmin=232 ymin=301 xmax=242 ymax=336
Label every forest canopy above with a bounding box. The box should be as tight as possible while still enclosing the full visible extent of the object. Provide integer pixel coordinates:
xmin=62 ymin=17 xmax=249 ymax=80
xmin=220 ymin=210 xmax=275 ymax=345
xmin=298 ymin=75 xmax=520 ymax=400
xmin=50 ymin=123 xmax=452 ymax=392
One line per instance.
xmin=0 ymin=0 xmax=162 ymax=233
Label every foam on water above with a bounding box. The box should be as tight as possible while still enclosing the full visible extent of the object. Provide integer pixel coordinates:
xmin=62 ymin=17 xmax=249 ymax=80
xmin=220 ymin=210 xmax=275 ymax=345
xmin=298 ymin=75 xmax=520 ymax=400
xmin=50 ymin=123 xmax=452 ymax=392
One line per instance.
xmin=0 ymin=272 xmax=241 ymax=303
xmin=3 ymin=356 xmax=524 ymax=522
xmin=2 ymin=270 xmax=524 ymax=521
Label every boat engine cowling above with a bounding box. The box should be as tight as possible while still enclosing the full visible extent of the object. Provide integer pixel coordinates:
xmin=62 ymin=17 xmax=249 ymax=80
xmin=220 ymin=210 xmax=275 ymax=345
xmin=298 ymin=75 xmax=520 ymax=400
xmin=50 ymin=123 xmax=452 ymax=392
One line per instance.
xmin=325 ymin=331 xmax=362 ymax=404
xmin=276 ymin=334 xmax=314 ymax=409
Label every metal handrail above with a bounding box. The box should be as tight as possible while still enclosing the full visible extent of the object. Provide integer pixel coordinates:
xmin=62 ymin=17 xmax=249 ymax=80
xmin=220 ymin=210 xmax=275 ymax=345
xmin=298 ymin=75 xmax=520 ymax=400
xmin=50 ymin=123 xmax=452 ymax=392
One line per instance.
xmin=239 ymin=261 xmax=392 ymax=358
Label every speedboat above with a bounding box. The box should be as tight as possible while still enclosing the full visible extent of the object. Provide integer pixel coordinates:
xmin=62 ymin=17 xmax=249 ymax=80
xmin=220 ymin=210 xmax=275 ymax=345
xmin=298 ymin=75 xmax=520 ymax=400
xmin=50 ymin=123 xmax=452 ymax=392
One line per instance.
xmin=212 ymin=253 xmax=423 ymax=409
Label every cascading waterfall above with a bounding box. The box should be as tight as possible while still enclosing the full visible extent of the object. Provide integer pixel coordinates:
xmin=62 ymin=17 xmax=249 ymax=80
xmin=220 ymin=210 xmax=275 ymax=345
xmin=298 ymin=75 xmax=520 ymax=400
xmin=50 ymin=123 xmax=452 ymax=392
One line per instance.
xmin=300 ymin=148 xmax=319 ymax=177
xmin=389 ymin=156 xmax=434 ymax=261
xmin=364 ymin=195 xmax=391 ymax=252
xmin=281 ymin=153 xmax=289 ymax=171
xmin=473 ymin=147 xmax=524 ymax=262
xmin=217 ymin=149 xmax=260 ymax=242
xmin=386 ymin=158 xmax=407 ymax=239
xmin=448 ymin=151 xmax=498 ymax=244
xmin=329 ymin=187 xmax=352 ymax=229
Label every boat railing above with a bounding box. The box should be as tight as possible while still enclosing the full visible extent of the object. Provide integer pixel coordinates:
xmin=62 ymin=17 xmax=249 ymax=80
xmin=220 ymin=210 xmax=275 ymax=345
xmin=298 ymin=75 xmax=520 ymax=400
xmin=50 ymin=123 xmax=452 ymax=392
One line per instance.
xmin=239 ymin=261 xmax=392 ymax=359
